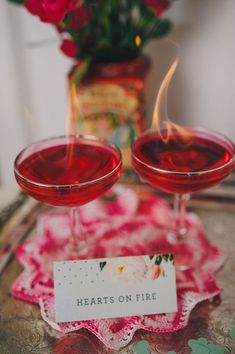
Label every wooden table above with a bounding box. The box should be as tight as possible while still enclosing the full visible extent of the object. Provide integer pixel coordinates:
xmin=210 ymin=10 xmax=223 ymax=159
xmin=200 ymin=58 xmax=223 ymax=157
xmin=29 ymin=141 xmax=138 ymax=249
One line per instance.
xmin=0 ymin=176 xmax=235 ymax=354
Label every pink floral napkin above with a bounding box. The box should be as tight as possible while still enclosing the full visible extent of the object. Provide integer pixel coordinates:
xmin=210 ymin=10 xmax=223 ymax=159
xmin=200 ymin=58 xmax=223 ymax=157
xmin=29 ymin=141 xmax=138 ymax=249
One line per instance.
xmin=11 ymin=185 xmax=226 ymax=350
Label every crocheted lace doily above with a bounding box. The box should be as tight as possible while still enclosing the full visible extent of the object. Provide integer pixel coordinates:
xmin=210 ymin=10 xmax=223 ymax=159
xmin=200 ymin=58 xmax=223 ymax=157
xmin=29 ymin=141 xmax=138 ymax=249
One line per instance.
xmin=12 ymin=185 xmax=226 ymax=350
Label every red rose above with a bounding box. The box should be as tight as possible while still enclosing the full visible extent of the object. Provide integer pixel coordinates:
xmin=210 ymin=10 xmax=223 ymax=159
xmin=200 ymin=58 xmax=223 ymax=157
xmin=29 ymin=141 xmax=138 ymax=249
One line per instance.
xmin=60 ymin=39 xmax=78 ymax=58
xmin=67 ymin=3 xmax=92 ymax=31
xmin=145 ymin=0 xmax=170 ymax=17
xmin=25 ymin=0 xmax=78 ymax=23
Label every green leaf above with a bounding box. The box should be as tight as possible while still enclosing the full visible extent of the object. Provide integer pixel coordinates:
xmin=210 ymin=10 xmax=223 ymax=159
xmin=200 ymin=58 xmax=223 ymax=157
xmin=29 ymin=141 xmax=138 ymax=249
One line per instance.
xmin=207 ymin=343 xmax=224 ymax=354
xmin=6 ymin=0 xmax=25 ymax=3
xmin=162 ymin=254 xmax=169 ymax=262
xmin=70 ymin=59 xmax=91 ymax=86
xmin=169 ymin=254 xmax=174 ymax=261
xmin=138 ymin=5 xmax=156 ymax=27
xmin=99 ymin=261 xmax=107 ymax=271
xmin=188 ymin=338 xmax=224 ymax=354
xmin=229 ymin=325 xmax=235 ymax=339
xmin=188 ymin=339 xmax=210 ymax=354
xmin=133 ymin=340 xmax=150 ymax=354
xmin=155 ymin=256 xmax=162 ymax=265
xmin=149 ymin=19 xmax=172 ymax=39
xmin=149 ymin=255 xmax=154 ymax=260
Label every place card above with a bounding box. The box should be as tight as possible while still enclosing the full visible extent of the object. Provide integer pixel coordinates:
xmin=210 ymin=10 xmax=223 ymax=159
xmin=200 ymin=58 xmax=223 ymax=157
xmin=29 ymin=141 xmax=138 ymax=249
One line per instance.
xmin=53 ymin=254 xmax=177 ymax=323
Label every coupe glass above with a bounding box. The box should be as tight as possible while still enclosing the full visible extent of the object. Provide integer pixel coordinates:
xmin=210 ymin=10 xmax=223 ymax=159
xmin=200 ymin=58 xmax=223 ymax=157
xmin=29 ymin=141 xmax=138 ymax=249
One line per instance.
xmin=132 ymin=127 xmax=235 ymax=267
xmin=14 ymin=135 xmax=122 ymax=257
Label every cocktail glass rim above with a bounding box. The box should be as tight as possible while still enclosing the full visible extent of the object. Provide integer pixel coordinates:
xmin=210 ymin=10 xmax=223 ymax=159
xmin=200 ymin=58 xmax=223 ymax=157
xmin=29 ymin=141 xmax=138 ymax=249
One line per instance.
xmin=14 ymin=134 xmax=122 ymax=189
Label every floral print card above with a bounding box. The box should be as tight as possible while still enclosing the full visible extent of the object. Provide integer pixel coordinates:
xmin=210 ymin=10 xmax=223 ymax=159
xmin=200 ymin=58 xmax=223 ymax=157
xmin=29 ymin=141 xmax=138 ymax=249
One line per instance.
xmin=53 ymin=254 xmax=177 ymax=322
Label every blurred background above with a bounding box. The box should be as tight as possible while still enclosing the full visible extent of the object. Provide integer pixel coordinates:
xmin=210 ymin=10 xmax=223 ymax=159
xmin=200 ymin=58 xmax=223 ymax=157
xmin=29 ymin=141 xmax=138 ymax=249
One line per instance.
xmin=1 ymin=0 xmax=235 ymax=186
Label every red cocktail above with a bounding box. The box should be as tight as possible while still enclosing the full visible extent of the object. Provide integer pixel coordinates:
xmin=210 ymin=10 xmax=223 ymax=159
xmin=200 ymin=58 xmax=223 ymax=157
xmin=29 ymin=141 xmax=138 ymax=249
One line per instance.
xmin=132 ymin=128 xmax=235 ymax=194
xmin=132 ymin=127 xmax=235 ymax=261
xmin=15 ymin=135 xmax=122 ymax=207
xmin=15 ymin=135 xmax=122 ymax=256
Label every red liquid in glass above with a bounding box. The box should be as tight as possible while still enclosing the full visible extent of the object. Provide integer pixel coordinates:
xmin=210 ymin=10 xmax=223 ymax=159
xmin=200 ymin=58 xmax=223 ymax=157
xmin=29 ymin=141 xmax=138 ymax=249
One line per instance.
xmin=132 ymin=130 xmax=234 ymax=193
xmin=15 ymin=140 xmax=122 ymax=206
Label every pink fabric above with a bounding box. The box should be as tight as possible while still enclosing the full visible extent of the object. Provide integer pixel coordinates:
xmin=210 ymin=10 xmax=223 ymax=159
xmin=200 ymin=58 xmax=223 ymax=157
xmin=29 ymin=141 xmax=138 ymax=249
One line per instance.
xmin=11 ymin=185 xmax=226 ymax=350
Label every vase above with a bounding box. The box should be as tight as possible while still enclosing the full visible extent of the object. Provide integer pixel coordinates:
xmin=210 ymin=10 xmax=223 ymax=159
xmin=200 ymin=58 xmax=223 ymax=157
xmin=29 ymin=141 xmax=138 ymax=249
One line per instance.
xmin=68 ymin=55 xmax=152 ymax=168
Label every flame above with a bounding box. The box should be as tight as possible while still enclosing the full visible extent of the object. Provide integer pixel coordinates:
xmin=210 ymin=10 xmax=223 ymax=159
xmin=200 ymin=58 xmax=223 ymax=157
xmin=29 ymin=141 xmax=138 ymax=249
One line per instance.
xmin=66 ymin=60 xmax=89 ymax=136
xmin=66 ymin=62 xmax=88 ymax=172
xmin=151 ymin=59 xmax=191 ymax=144
xmin=66 ymin=83 xmax=79 ymax=136
xmin=66 ymin=83 xmax=80 ymax=169
xmin=135 ymin=35 xmax=141 ymax=47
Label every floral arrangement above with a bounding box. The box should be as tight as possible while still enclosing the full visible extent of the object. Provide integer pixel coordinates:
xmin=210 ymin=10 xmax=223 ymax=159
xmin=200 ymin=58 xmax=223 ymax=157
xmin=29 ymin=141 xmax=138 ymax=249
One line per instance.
xmin=8 ymin=0 xmax=175 ymax=62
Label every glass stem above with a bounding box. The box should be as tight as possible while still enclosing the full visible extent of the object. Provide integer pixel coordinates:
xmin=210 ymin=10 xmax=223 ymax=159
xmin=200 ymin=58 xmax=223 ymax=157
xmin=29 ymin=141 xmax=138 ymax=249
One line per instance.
xmin=69 ymin=207 xmax=87 ymax=257
xmin=174 ymin=193 xmax=190 ymax=241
